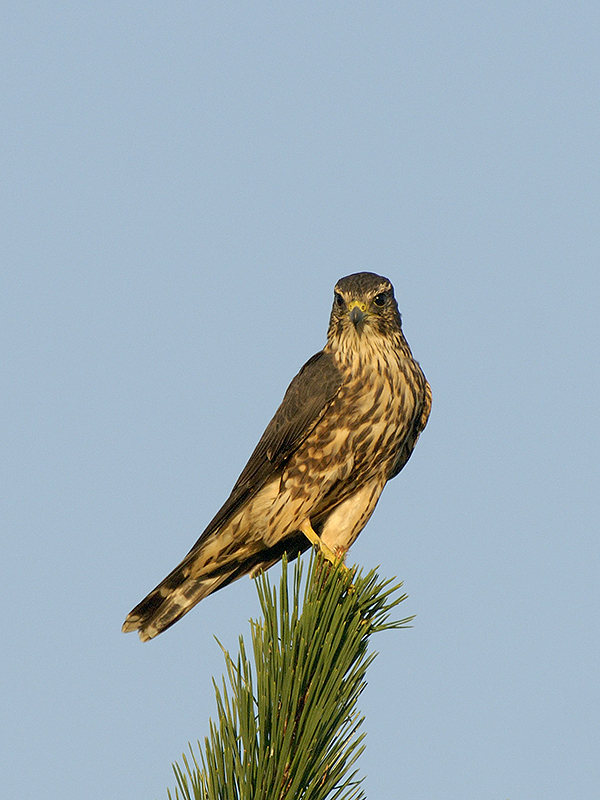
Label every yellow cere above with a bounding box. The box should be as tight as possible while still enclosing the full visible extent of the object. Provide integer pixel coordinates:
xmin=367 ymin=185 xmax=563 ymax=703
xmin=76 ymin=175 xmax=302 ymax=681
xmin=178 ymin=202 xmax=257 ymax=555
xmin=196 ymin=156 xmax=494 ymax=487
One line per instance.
xmin=346 ymin=300 xmax=368 ymax=312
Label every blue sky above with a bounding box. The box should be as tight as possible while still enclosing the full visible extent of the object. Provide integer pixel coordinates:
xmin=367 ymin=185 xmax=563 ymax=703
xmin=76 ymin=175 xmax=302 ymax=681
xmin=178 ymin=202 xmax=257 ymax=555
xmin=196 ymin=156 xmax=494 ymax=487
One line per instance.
xmin=1 ymin=3 xmax=599 ymax=798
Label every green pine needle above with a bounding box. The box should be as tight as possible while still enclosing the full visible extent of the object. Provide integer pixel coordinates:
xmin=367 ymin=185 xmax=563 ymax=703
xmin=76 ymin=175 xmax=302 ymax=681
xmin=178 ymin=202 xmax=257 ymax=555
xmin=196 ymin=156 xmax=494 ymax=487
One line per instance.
xmin=167 ymin=552 xmax=413 ymax=800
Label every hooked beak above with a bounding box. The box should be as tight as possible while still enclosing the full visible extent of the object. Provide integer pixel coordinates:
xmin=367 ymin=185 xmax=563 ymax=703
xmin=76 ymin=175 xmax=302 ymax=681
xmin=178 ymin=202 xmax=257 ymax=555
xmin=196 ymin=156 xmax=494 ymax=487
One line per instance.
xmin=348 ymin=301 xmax=367 ymax=331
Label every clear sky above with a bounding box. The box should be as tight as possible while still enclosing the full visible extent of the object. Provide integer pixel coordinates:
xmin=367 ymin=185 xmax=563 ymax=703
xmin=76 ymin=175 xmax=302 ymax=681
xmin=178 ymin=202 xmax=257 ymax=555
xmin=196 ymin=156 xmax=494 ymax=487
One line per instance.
xmin=2 ymin=3 xmax=599 ymax=799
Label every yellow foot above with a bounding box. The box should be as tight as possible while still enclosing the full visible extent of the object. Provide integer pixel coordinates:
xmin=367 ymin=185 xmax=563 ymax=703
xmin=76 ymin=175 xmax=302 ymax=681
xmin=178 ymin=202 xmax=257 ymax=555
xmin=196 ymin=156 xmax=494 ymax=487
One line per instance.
xmin=299 ymin=520 xmax=349 ymax=571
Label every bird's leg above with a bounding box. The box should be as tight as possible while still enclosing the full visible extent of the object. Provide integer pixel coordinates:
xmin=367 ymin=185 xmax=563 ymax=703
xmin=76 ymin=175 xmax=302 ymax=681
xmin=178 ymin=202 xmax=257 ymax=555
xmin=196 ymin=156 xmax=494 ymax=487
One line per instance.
xmin=299 ymin=519 xmax=348 ymax=570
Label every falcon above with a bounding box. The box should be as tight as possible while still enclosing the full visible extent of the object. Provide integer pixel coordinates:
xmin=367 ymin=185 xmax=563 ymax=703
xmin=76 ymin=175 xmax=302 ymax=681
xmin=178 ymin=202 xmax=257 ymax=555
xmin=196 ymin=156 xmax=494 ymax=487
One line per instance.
xmin=123 ymin=272 xmax=431 ymax=641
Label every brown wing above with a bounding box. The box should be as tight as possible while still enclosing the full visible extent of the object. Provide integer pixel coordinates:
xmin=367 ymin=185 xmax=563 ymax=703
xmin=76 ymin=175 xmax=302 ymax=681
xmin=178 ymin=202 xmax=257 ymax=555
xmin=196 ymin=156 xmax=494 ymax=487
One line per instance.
xmin=184 ymin=350 xmax=343 ymax=554
xmin=122 ymin=351 xmax=343 ymax=640
xmin=388 ymin=378 xmax=432 ymax=480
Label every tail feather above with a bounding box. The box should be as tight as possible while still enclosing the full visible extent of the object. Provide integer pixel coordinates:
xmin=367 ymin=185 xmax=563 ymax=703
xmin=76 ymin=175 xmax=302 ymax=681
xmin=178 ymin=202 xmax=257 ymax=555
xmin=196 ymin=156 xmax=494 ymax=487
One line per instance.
xmin=122 ymin=531 xmax=311 ymax=641
xmin=122 ymin=544 xmax=243 ymax=641
xmin=122 ymin=570 xmax=234 ymax=642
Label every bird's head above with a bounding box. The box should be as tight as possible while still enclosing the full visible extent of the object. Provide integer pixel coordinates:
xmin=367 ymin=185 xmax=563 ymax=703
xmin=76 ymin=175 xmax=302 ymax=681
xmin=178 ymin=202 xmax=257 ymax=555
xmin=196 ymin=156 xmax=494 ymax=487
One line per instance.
xmin=327 ymin=272 xmax=402 ymax=349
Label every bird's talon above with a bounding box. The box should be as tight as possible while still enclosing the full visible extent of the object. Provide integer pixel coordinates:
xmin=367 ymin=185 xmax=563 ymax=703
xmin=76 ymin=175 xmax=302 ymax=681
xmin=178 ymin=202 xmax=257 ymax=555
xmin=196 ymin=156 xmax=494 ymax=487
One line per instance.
xmin=299 ymin=520 xmax=343 ymax=565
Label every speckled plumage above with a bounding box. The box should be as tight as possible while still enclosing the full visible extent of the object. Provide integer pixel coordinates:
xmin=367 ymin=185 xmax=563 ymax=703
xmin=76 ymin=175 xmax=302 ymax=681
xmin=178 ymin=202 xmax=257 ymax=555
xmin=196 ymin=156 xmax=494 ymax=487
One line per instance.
xmin=123 ymin=272 xmax=431 ymax=641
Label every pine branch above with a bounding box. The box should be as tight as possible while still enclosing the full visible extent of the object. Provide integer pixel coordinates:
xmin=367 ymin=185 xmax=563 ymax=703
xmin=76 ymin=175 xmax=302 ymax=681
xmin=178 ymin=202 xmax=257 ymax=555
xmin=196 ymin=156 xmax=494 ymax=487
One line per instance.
xmin=167 ymin=552 xmax=413 ymax=800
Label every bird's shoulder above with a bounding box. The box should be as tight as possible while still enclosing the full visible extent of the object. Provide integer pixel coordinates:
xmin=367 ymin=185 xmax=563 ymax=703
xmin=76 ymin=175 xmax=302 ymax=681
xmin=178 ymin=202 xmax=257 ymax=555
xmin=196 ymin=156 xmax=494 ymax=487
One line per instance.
xmin=233 ymin=349 xmax=343 ymax=489
xmin=262 ymin=349 xmax=344 ymax=462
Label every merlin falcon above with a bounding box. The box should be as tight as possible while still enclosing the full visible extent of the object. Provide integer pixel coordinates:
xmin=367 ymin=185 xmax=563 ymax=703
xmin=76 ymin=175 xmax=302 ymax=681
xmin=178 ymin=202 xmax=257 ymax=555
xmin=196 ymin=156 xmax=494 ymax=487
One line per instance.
xmin=123 ymin=272 xmax=431 ymax=641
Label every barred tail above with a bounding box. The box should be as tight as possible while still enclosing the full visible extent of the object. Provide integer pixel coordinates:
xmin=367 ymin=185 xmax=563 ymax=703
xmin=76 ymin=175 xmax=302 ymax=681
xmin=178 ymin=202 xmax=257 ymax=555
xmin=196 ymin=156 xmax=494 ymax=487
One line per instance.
xmin=122 ymin=528 xmax=311 ymax=641
xmin=121 ymin=551 xmax=239 ymax=641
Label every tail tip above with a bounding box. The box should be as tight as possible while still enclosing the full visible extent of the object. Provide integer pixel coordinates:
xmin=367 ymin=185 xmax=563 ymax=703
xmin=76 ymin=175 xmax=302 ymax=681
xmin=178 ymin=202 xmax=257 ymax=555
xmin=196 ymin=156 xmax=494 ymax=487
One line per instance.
xmin=122 ymin=615 xmax=157 ymax=642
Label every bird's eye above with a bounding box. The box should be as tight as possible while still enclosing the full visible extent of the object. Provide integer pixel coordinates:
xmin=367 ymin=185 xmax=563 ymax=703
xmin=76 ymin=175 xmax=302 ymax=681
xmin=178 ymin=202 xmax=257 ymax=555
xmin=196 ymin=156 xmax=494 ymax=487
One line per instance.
xmin=334 ymin=292 xmax=345 ymax=307
xmin=373 ymin=293 xmax=387 ymax=307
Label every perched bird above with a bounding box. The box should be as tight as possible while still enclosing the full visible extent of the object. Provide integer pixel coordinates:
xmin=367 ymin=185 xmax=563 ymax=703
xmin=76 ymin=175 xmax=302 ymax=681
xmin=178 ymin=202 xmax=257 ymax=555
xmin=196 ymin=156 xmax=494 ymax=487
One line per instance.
xmin=123 ymin=272 xmax=431 ymax=641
